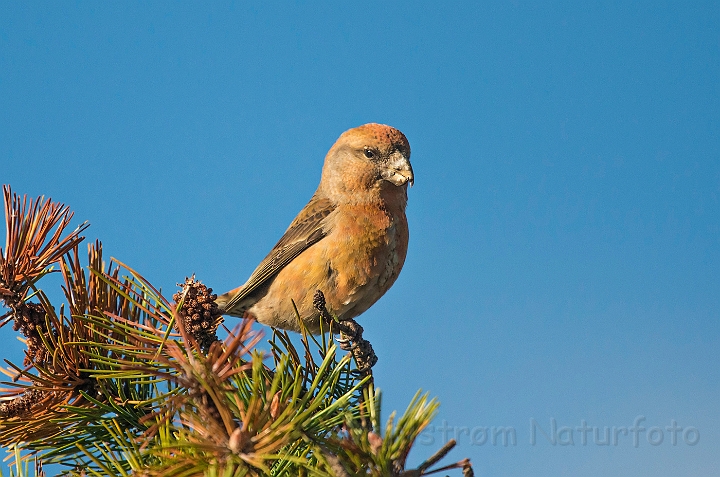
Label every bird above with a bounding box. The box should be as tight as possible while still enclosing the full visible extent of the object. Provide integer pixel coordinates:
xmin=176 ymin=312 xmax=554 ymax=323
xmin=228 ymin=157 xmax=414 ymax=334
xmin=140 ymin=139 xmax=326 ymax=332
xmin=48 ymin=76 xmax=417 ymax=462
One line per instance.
xmin=215 ymin=123 xmax=413 ymax=334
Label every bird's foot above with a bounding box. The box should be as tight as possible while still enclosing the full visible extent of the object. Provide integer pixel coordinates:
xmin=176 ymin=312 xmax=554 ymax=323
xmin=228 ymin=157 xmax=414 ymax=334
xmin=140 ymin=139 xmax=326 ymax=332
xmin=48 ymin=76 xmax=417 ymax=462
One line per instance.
xmin=335 ymin=334 xmax=357 ymax=351
xmin=336 ymin=319 xmax=377 ymax=373
xmin=313 ymin=290 xmax=378 ymax=373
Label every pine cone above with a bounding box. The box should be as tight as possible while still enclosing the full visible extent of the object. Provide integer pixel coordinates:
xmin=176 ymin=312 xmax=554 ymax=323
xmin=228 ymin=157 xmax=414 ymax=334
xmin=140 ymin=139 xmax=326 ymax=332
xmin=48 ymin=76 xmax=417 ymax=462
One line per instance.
xmin=11 ymin=302 xmax=50 ymax=365
xmin=173 ymin=277 xmax=223 ymax=351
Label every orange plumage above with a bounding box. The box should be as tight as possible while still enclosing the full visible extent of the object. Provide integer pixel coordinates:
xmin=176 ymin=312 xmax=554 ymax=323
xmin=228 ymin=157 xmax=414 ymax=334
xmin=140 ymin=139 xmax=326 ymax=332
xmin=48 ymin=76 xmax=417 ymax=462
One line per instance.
xmin=215 ymin=124 xmax=413 ymax=333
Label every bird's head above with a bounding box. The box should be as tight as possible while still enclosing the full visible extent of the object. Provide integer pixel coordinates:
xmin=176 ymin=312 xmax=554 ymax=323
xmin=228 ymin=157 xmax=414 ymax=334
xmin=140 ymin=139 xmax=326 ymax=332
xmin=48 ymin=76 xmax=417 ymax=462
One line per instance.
xmin=320 ymin=123 xmax=413 ymax=201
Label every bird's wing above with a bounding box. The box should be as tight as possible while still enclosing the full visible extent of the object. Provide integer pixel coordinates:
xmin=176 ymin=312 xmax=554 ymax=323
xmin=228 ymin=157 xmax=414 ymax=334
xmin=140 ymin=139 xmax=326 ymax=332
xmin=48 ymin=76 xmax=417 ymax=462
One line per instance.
xmin=222 ymin=194 xmax=335 ymax=313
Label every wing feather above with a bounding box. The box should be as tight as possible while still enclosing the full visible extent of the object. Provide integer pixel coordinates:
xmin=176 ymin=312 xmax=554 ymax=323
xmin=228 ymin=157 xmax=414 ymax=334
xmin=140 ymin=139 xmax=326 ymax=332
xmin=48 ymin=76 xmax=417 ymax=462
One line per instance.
xmin=222 ymin=194 xmax=334 ymax=313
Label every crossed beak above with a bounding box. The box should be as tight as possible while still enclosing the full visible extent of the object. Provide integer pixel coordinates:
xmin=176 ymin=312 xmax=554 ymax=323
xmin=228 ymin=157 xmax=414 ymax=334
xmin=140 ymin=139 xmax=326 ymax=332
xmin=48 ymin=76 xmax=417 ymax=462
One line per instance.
xmin=382 ymin=153 xmax=414 ymax=187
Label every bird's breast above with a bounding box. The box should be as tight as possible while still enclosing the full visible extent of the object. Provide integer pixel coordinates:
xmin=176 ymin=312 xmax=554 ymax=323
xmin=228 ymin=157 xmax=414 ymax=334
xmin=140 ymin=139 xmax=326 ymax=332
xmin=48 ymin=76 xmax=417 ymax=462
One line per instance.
xmin=328 ymin=202 xmax=409 ymax=315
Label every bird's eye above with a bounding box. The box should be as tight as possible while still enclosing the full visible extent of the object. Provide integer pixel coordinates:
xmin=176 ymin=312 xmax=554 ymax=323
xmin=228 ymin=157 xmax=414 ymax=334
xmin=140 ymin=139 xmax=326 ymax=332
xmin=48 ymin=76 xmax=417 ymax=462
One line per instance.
xmin=364 ymin=148 xmax=376 ymax=159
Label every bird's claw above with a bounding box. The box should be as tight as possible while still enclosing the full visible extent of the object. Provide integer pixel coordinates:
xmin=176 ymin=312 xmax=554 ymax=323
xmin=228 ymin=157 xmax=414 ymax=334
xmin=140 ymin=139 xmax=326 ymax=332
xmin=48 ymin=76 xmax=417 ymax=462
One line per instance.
xmin=336 ymin=334 xmax=357 ymax=351
xmin=314 ymin=290 xmax=377 ymax=372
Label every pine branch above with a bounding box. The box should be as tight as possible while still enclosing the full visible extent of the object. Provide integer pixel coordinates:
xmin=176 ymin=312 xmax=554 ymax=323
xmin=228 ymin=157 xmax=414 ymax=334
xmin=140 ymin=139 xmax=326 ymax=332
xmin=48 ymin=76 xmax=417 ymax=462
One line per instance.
xmin=0 ymin=185 xmax=473 ymax=476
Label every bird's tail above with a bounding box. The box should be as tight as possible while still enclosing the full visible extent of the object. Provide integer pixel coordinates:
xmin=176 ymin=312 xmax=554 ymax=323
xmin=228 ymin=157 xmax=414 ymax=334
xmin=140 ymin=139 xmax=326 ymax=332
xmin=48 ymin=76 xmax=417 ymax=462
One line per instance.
xmin=214 ymin=286 xmax=242 ymax=316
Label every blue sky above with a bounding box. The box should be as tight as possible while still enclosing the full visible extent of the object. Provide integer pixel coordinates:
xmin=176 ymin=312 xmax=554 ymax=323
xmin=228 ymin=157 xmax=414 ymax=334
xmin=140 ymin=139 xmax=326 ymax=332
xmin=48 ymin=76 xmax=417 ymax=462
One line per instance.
xmin=1 ymin=2 xmax=718 ymax=475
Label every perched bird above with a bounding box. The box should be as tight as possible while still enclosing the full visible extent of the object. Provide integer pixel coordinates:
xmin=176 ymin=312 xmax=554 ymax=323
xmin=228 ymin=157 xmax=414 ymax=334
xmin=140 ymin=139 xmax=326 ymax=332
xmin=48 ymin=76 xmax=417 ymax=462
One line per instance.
xmin=215 ymin=123 xmax=413 ymax=334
